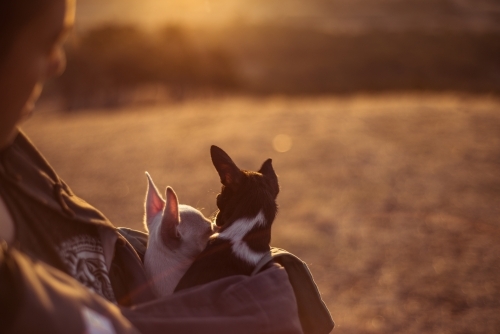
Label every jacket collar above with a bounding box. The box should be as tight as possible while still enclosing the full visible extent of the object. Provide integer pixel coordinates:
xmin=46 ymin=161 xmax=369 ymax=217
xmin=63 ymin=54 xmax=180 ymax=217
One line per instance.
xmin=0 ymin=130 xmax=115 ymax=230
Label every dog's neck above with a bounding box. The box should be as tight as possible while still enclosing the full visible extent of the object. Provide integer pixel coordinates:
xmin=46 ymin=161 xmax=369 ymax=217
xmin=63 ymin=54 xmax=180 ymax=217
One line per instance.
xmin=144 ymin=216 xmax=194 ymax=296
xmin=210 ymin=210 xmax=271 ymax=265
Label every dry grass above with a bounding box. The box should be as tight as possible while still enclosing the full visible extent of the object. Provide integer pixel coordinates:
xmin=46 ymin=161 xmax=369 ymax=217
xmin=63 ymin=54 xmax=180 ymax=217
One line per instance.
xmin=24 ymin=94 xmax=500 ymax=333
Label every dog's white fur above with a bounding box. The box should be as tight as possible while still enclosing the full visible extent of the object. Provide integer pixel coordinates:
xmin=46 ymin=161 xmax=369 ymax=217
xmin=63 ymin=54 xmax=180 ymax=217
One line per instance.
xmin=210 ymin=210 xmax=268 ymax=265
xmin=143 ymin=173 xmax=213 ymax=297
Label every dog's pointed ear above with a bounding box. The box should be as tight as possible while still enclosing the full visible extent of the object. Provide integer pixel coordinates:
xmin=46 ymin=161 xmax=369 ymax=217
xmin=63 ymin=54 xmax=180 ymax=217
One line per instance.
xmin=211 ymin=145 xmax=243 ymax=190
xmin=259 ymin=159 xmax=280 ymax=197
xmin=161 ymin=187 xmax=181 ymax=242
xmin=144 ymin=172 xmax=165 ymax=230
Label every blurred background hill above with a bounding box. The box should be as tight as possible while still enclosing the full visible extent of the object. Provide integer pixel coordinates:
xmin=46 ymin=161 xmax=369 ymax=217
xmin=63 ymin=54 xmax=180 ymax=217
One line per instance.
xmin=44 ymin=0 xmax=500 ymax=110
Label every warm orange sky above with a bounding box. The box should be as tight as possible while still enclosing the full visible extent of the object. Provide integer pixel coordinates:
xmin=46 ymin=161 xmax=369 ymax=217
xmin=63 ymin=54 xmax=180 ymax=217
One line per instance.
xmin=76 ymin=0 xmax=500 ymax=32
xmin=75 ymin=0 xmax=308 ymax=30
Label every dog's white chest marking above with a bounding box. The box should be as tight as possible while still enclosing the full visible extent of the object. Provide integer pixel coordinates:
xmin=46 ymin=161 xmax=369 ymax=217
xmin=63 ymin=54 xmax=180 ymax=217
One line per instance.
xmin=212 ymin=210 xmax=268 ymax=265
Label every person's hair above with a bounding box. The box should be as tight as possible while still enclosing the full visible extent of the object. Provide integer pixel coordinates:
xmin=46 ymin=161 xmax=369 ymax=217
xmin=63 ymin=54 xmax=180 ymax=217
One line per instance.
xmin=0 ymin=0 xmax=52 ymax=62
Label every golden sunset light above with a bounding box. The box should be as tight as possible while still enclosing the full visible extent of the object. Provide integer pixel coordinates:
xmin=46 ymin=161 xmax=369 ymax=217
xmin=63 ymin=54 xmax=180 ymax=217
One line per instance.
xmin=4 ymin=0 xmax=499 ymax=332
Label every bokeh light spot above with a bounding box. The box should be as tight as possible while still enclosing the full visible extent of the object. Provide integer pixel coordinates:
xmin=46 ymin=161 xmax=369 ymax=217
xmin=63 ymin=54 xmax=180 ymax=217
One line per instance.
xmin=273 ymin=134 xmax=292 ymax=153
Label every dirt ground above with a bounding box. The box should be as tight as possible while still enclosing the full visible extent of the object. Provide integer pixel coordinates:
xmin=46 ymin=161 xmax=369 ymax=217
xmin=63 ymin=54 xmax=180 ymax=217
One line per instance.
xmin=24 ymin=94 xmax=500 ymax=333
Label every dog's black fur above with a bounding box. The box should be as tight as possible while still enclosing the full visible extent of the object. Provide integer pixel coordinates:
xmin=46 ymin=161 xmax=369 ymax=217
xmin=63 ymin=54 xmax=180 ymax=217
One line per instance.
xmin=174 ymin=145 xmax=279 ymax=292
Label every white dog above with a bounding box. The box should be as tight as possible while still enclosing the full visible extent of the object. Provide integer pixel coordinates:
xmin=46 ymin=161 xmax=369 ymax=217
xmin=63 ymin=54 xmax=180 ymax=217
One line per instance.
xmin=143 ymin=172 xmax=214 ymax=297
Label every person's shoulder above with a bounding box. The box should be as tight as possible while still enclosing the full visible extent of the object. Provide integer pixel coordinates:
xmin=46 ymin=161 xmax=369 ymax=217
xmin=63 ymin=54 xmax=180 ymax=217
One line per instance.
xmin=13 ymin=130 xmax=46 ymax=159
xmin=3 ymin=130 xmax=53 ymax=173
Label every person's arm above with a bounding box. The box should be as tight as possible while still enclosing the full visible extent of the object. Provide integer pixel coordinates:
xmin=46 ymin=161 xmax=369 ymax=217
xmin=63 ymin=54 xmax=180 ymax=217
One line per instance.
xmin=122 ymin=263 xmax=304 ymax=334
xmin=116 ymin=227 xmax=306 ymax=334
xmin=1 ymin=235 xmax=303 ymax=334
xmin=0 ymin=243 xmax=140 ymax=334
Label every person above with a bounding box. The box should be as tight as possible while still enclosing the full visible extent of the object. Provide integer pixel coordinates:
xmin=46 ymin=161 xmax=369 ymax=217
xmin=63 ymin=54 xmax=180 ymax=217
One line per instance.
xmin=0 ymin=0 xmax=333 ymax=333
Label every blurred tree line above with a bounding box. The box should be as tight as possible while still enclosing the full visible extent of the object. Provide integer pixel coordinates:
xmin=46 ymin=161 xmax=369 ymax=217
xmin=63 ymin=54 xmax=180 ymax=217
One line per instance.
xmin=51 ymin=24 xmax=500 ymax=110
xmin=226 ymin=25 xmax=500 ymax=95
xmin=57 ymin=25 xmax=240 ymax=110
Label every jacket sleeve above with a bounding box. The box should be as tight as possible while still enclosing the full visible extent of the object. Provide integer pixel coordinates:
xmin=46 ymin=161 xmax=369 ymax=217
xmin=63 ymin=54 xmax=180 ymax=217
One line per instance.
xmin=121 ymin=263 xmax=304 ymax=334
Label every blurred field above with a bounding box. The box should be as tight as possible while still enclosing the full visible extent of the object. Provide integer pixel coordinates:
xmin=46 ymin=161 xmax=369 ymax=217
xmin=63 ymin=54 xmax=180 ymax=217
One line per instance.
xmin=24 ymin=94 xmax=500 ymax=333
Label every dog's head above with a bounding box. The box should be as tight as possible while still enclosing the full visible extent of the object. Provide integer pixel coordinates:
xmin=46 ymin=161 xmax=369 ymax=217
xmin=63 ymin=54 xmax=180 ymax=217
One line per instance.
xmin=210 ymin=145 xmax=279 ymax=229
xmin=144 ymin=173 xmax=213 ymax=256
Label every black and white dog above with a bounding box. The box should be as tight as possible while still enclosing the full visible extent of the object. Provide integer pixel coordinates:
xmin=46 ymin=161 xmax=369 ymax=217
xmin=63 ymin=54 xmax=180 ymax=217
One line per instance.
xmin=174 ymin=145 xmax=279 ymax=292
